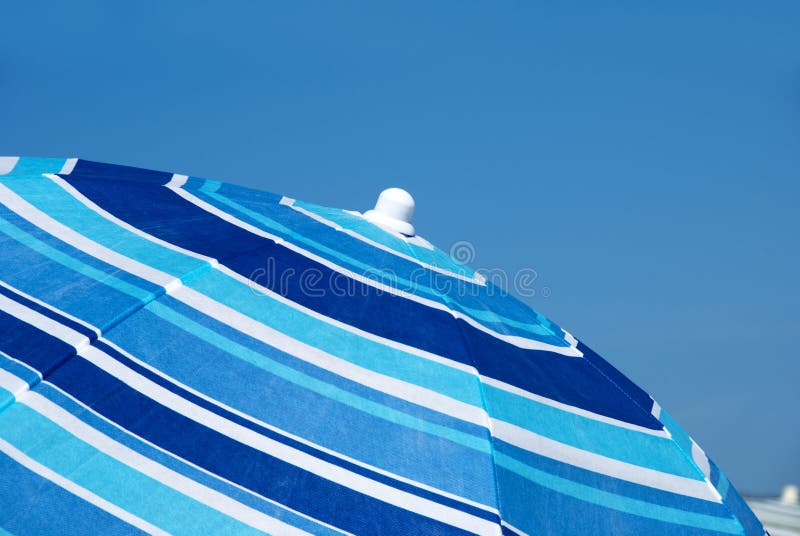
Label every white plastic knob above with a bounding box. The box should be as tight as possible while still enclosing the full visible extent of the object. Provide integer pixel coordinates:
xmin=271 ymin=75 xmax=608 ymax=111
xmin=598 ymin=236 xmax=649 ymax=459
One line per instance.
xmin=364 ymin=188 xmax=415 ymax=236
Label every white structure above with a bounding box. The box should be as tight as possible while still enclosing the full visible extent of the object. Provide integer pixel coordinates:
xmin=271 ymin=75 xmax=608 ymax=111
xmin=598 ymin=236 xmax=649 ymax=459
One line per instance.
xmin=364 ymin=188 xmax=415 ymax=236
xmin=747 ymin=485 xmax=800 ymax=535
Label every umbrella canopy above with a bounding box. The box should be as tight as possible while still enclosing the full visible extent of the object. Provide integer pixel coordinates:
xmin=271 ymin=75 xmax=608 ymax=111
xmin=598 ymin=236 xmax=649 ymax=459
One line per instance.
xmin=0 ymin=157 xmax=765 ymax=535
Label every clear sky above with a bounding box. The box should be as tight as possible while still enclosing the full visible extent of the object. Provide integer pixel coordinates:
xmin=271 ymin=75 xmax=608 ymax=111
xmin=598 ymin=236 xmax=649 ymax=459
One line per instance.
xmin=3 ymin=2 xmax=798 ymax=494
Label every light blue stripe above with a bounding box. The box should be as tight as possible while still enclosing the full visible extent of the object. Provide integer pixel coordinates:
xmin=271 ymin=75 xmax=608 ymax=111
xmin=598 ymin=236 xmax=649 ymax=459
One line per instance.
xmin=2 ymin=157 xmax=67 ymax=177
xmin=495 ymin=452 xmax=741 ymax=534
xmin=0 ymin=213 xmax=695 ymax=482
xmin=2 ymin=174 xmax=698 ymax=482
xmin=0 ymin=356 xmax=344 ymax=536
xmin=484 ymin=385 xmax=703 ymax=480
xmin=659 ymin=410 xmax=694 ymax=454
xmin=194 ymin=182 xmax=559 ymax=341
xmin=0 ymin=403 xmax=263 ymax=535
xmin=292 ymin=199 xmax=474 ymax=277
xmin=1 ymin=177 xmax=207 ymax=279
xmin=0 ymin=213 xmax=154 ymax=303
xmin=717 ymin=471 xmax=730 ymax=500
xmin=40 ymin=380 xmax=347 ymax=536
xmin=1 ymin=176 xmax=487 ymax=407
xmin=187 ymin=269 xmax=485 ymax=407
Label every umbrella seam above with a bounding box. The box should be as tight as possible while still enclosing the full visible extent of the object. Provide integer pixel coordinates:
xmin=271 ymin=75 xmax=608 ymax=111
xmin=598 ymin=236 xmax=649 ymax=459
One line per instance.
xmin=395 ymin=236 xmax=506 ymax=535
xmin=580 ymin=356 xmax=748 ymax=535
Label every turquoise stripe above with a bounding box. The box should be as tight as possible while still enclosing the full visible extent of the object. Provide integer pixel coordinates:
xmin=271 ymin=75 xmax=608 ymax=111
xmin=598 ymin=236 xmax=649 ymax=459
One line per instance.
xmin=0 ymin=403 xmax=263 ymax=535
xmin=0 ymin=214 xmax=154 ymax=303
xmin=0 ymin=205 xmax=490 ymax=452
xmin=1 ymin=174 xmax=696 ymax=481
xmin=146 ymin=300 xmax=489 ymax=454
xmin=194 ymin=182 xmax=558 ymax=340
xmin=495 ymin=452 xmax=742 ymax=534
xmin=1 ymin=177 xmax=207 ymax=279
xmin=0 ymin=214 xmax=692 ymax=483
xmin=659 ymin=410 xmax=694 ymax=454
xmin=717 ymin=471 xmax=730 ymax=500
xmin=484 ymin=386 xmax=703 ymax=480
xmin=198 ymin=185 xmax=433 ymax=293
xmin=2 ymin=157 xmax=67 ymax=177
xmin=2 ymin=176 xmax=486 ymax=407
xmin=292 ymin=199 xmax=473 ymax=277
xmin=1 ymin=210 xmax=693 ymax=481
xmin=187 ymin=269 xmax=484 ymax=407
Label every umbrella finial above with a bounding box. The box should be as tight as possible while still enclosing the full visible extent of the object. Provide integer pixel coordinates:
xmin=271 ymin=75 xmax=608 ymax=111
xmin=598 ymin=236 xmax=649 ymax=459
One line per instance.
xmin=364 ymin=187 xmax=415 ymax=236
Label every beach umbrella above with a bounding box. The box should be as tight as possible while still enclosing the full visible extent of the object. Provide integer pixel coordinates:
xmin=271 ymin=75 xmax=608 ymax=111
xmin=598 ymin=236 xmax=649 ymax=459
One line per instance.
xmin=0 ymin=156 xmax=765 ymax=535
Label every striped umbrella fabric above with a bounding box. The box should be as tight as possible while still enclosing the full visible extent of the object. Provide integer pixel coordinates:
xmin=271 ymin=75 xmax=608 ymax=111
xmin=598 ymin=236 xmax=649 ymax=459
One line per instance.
xmin=0 ymin=156 xmax=765 ymax=535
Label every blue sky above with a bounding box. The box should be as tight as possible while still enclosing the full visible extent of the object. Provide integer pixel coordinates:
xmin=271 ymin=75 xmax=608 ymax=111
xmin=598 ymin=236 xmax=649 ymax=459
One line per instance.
xmin=3 ymin=2 xmax=798 ymax=494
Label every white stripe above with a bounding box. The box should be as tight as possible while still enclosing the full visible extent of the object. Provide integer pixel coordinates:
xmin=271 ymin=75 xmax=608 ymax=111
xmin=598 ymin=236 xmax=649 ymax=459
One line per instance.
xmin=491 ymin=418 xmax=720 ymax=502
xmin=174 ymin=285 xmax=488 ymax=426
xmin=166 ymin=173 xmax=188 ymax=188
xmin=0 ymin=293 xmax=91 ymax=350
xmin=10 ymin=172 xmax=689 ymax=498
xmin=11 ymin=176 xmax=670 ymax=449
xmin=0 ymin=280 xmax=100 ymax=337
xmin=480 ymin=375 xmax=669 ymax=438
xmin=0 ymin=292 xmax=721 ymax=508
xmin=651 ymin=400 xmax=662 ymax=419
xmin=173 ymin=180 xmax=580 ymax=357
xmin=77 ymin=345 xmax=497 ymax=535
xmin=0 ymin=437 xmax=168 ymax=535
xmin=45 ymin=173 xmax=220 ymax=266
xmin=0 ymin=157 xmax=19 ymax=175
xmin=3 ymin=357 xmax=350 ymax=536
xmin=0 ymin=282 xmax=495 ymax=518
xmin=98 ymin=337 xmax=499 ymax=517
xmin=59 ymin=158 xmax=78 ymax=175
xmin=0 ymin=367 xmax=35 ymax=398
xmin=44 ymin=174 xmax=475 ymax=375
xmin=19 ymin=391 xmax=314 ymax=536
xmin=1 ymin=299 xmax=498 ymax=535
xmin=0 ymin=181 xmax=487 ymax=425
xmin=283 ymin=197 xmax=484 ymax=284
xmin=691 ymin=440 xmax=711 ymax=479
xmin=0 ymin=184 xmax=178 ymax=289
xmin=501 ymin=520 xmax=529 ymax=536
xmin=0 ymin=366 xmax=33 ymax=399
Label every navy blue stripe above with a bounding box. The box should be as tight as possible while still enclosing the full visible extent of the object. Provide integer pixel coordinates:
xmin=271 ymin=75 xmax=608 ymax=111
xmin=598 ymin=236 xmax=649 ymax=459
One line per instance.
xmin=0 ymin=282 xmax=496 ymax=521
xmin=62 ymin=160 xmax=662 ymax=430
xmin=0 ymin=284 xmax=97 ymax=340
xmin=0 ymin=314 xmax=474 ymax=535
xmin=0 ymin=310 xmax=75 ymax=378
xmin=161 ymin=294 xmax=488 ymax=440
xmin=93 ymin=338 xmax=499 ymax=522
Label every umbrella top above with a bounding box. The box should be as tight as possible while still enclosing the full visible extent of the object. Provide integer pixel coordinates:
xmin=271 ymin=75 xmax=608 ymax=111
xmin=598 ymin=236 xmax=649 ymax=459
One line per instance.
xmin=364 ymin=187 xmax=416 ymax=237
xmin=0 ymin=156 xmax=765 ymax=535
